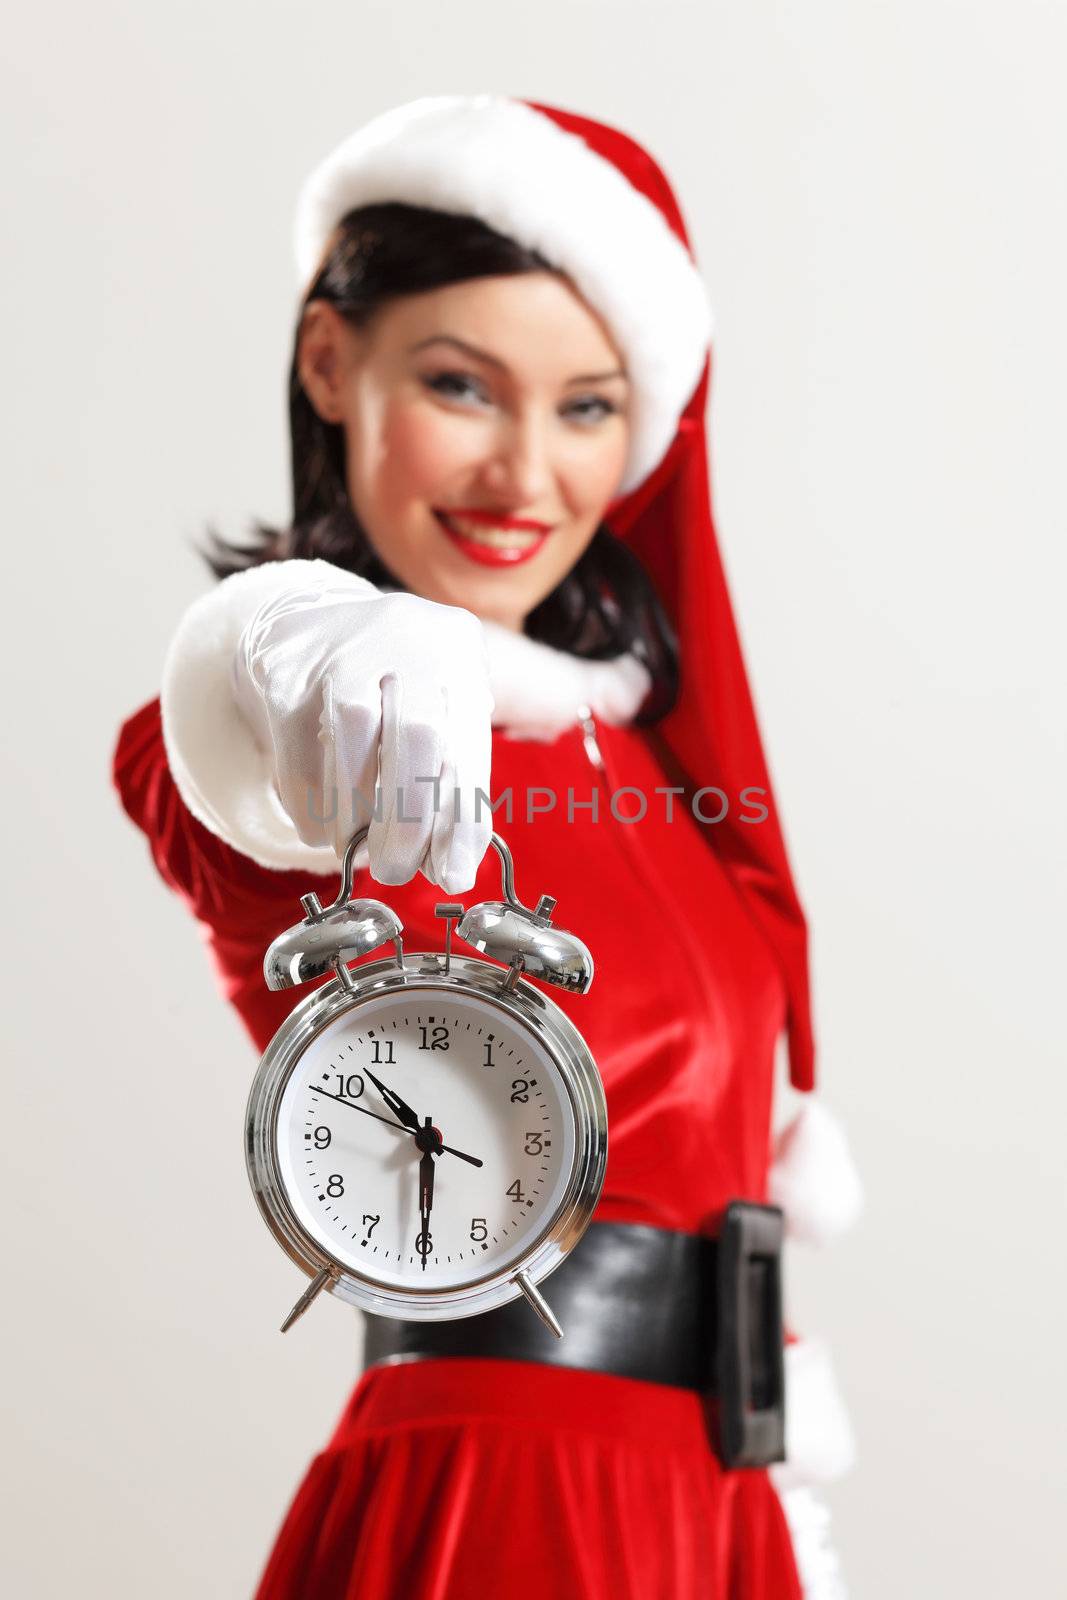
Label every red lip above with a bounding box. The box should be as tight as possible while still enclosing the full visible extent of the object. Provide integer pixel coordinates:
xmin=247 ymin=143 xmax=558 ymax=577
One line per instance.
xmin=433 ymin=509 xmax=552 ymax=568
xmin=437 ymin=507 xmax=553 ymax=533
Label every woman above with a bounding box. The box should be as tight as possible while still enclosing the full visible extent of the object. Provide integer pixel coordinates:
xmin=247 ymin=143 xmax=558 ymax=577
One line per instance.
xmin=113 ymin=96 xmax=858 ymax=1600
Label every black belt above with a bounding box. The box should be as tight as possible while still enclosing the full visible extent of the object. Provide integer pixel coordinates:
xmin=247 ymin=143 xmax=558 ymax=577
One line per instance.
xmin=362 ymin=1205 xmax=786 ymax=1468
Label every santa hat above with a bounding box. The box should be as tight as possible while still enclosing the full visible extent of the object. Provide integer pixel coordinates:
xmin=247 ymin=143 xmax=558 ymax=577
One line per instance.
xmin=295 ymin=94 xmax=817 ymax=1090
xmin=294 ymin=95 xmax=712 ymax=497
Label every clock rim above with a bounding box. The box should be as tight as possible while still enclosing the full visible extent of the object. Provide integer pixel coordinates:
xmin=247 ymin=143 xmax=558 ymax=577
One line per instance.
xmin=245 ymin=954 xmax=608 ymax=1323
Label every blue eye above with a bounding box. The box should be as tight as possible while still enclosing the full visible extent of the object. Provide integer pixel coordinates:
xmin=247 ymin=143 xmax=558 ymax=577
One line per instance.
xmin=423 ymin=371 xmax=490 ymax=405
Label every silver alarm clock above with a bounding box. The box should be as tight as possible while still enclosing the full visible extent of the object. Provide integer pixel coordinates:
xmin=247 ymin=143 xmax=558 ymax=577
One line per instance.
xmin=245 ymin=828 xmax=607 ymax=1338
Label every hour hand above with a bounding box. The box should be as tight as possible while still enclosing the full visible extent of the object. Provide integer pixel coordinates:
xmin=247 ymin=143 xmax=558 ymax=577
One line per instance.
xmin=365 ymin=1069 xmax=421 ymax=1134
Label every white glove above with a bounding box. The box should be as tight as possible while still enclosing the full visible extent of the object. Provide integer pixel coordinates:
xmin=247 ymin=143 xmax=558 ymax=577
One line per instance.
xmin=233 ymin=562 xmax=494 ymax=892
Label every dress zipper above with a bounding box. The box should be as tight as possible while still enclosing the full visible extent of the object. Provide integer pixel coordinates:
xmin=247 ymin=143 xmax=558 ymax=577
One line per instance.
xmin=575 ymin=703 xmax=607 ymax=774
xmin=573 ymin=705 xmax=726 ymax=1053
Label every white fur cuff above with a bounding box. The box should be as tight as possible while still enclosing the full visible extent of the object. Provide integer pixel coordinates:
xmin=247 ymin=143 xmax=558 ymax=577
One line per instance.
xmin=160 ymin=562 xmax=347 ymax=873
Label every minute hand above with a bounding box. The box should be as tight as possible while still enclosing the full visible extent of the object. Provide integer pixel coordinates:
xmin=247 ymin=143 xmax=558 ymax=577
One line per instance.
xmin=365 ymin=1070 xmax=422 ymax=1134
xmin=308 ymin=1085 xmax=483 ymax=1168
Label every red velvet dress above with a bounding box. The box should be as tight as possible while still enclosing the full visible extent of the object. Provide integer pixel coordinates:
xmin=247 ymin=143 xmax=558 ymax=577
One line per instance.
xmin=113 ymin=696 xmax=802 ymax=1600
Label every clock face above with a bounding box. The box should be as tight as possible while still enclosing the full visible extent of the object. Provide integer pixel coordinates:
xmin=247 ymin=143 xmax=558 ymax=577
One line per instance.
xmin=274 ymin=985 xmax=579 ymax=1292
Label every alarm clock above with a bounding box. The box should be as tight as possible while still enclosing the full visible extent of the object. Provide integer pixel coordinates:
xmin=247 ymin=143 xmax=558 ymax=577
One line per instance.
xmin=245 ymin=827 xmax=607 ymax=1338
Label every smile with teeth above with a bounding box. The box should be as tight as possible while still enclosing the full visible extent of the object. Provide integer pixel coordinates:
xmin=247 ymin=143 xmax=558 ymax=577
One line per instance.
xmin=438 ymin=513 xmax=545 ymax=549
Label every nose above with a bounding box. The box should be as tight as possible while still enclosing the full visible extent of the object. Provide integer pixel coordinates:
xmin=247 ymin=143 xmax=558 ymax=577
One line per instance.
xmin=480 ymin=409 xmax=554 ymax=506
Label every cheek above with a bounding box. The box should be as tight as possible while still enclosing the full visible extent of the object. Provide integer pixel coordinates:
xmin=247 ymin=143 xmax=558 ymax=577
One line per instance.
xmin=373 ymin=401 xmax=477 ymax=511
xmin=559 ymin=429 xmax=630 ymax=520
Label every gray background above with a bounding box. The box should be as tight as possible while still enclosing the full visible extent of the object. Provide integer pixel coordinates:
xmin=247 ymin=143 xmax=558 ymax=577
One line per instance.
xmin=3 ymin=2 xmax=1064 ymax=1594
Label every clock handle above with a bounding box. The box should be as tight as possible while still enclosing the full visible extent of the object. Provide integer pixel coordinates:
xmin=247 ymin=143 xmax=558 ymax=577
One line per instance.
xmin=310 ymin=825 xmax=372 ymax=917
xmin=488 ymin=833 xmax=557 ymax=925
xmin=322 ymin=827 xmax=554 ymax=925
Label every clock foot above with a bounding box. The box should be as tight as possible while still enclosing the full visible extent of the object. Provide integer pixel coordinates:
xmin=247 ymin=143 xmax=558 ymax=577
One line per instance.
xmin=280 ymin=1266 xmax=334 ymax=1333
xmin=513 ymin=1269 xmax=564 ymax=1339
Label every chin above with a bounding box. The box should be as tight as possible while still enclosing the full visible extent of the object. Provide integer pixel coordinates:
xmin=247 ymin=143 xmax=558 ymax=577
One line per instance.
xmin=422 ymin=564 xmax=537 ymax=626
xmin=474 ymin=600 xmax=527 ymax=630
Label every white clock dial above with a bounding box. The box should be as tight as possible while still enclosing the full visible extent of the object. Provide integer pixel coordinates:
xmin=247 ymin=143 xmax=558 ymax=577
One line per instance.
xmin=275 ymin=986 xmax=578 ymax=1291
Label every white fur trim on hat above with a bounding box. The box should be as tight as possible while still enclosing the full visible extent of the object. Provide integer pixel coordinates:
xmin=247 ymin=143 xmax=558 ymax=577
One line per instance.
xmin=294 ymin=95 xmax=712 ymax=495
xmin=770 ymin=1101 xmax=865 ymax=1247
xmin=159 ymin=561 xmax=650 ymax=874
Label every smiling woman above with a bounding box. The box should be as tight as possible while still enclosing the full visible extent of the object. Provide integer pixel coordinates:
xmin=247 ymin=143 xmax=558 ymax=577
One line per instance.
xmin=112 ymin=95 xmax=856 ymax=1600
xmin=296 ymin=271 xmax=630 ymax=628
xmin=208 ymin=202 xmax=677 ymax=712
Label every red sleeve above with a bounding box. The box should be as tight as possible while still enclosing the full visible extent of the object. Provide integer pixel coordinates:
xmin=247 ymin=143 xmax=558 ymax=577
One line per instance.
xmin=112 ymin=697 xmax=336 ymax=1053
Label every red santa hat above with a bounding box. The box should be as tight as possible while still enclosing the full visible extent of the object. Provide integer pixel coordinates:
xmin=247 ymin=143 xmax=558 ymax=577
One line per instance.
xmin=294 ymin=95 xmax=817 ymax=1091
xmin=294 ymin=95 xmax=712 ymax=497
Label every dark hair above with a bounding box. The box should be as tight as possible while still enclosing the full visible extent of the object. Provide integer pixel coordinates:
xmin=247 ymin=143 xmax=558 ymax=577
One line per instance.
xmin=204 ymin=203 xmax=678 ymax=721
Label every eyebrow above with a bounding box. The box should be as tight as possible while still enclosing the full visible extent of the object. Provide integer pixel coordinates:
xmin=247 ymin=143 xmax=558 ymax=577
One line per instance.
xmin=408 ymin=334 xmax=628 ymax=386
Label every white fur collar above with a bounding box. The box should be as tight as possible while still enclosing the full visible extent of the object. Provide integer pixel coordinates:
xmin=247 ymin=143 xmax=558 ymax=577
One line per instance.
xmin=372 ymin=580 xmax=651 ymax=740
xmin=482 ymin=619 xmax=650 ymax=743
xmin=271 ymin=565 xmax=652 ymax=738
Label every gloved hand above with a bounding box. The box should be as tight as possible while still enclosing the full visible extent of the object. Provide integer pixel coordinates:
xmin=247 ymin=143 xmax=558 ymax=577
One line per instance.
xmin=233 ymin=562 xmax=494 ymax=892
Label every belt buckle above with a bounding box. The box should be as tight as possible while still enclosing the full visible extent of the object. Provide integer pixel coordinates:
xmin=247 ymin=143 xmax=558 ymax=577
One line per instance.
xmin=714 ymin=1201 xmax=786 ymax=1468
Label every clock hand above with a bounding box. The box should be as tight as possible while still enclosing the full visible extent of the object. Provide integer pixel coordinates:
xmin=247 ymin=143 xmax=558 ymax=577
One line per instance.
xmin=428 ymin=1139 xmax=480 ymax=1168
xmin=308 ymin=1084 xmax=411 ymax=1135
xmin=420 ymin=1150 xmax=436 ymax=1213
xmin=417 ymin=1119 xmax=439 ymax=1273
xmin=364 ymin=1069 xmax=484 ymax=1168
xmin=416 ymin=1116 xmax=442 ymax=1188
xmin=365 ymin=1069 xmax=421 ymax=1134
xmin=308 ymin=1085 xmax=483 ymax=1168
